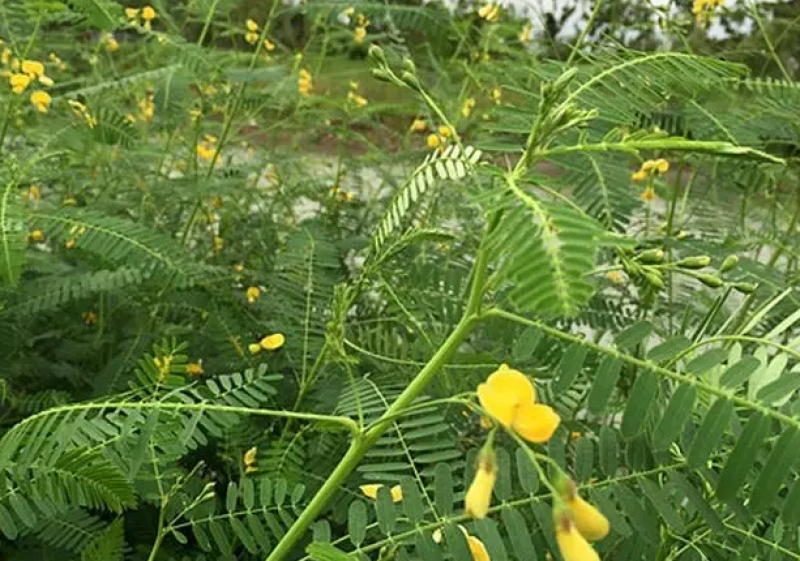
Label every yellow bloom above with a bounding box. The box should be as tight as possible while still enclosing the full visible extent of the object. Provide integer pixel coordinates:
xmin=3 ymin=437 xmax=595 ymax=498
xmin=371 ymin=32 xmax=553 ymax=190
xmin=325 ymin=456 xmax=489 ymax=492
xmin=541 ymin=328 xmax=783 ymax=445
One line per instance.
xmin=343 ymin=6 xmax=355 ymax=16
xmin=260 ymin=333 xmax=285 ymax=351
xmin=104 ymin=34 xmax=119 ymax=52
xmin=410 ymin=118 xmax=427 ymax=132
xmin=27 ymin=185 xmax=40 ymax=202
xmin=245 ymin=32 xmax=259 ymax=45
xmin=29 ymin=229 xmax=45 ymax=242
xmin=125 ymin=7 xmax=139 ymax=20
xmin=233 ymin=263 xmax=245 ymax=272
xmin=141 ymin=5 xmax=156 ymax=21
xmin=21 ymin=60 xmax=44 ymax=78
xmin=244 ymin=446 xmax=258 ymax=473
xmin=461 ymin=98 xmax=476 ymax=118
xmin=631 ymin=169 xmax=647 ymax=182
xmin=65 ymin=238 xmax=76 ymax=249
xmin=467 ymin=535 xmax=490 ymax=561
xmin=83 ymin=310 xmax=98 ymax=325
xmin=465 ymin=449 xmax=496 ymax=518
xmin=246 ymin=286 xmax=261 ymax=304
xmin=246 ymin=19 xmax=259 ymax=32
xmin=263 ymin=39 xmax=276 ymax=51
xmin=606 ymin=270 xmax=626 ymax=285
xmin=439 ymin=125 xmax=454 ymax=138
xmin=196 ymin=144 xmax=215 ymax=160
xmin=519 ymin=23 xmax=532 ymax=44
xmin=426 ymin=134 xmax=441 ymax=149
xmin=186 ymin=361 xmax=204 ymax=376
xmin=478 ymin=3 xmax=501 ymax=22
xmin=248 ymin=342 xmax=262 ymax=355
xmin=654 ymin=158 xmax=669 ymax=173
xmin=555 ymin=512 xmax=600 ymax=561
xmin=30 ymin=90 xmax=51 ymax=113
xmin=491 ymin=88 xmax=502 ymax=104
xmin=477 ymin=364 xmax=560 ymax=443
xmin=569 ymin=495 xmax=610 ymax=541
xmin=38 ymin=75 xmax=54 ymax=87
xmin=354 ymin=26 xmax=367 ymax=44
xmin=640 ymin=186 xmax=656 ymax=202
xmin=347 ymin=91 xmax=368 ymax=108
xmin=298 ymin=68 xmax=313 ymax=96
xmin=9 ymin=73 xmax=31 ymax=94
xmin=63 ymin=196 xmax=77 ymax=206
xmin=360 ymin=484 xmax=403 ymax=502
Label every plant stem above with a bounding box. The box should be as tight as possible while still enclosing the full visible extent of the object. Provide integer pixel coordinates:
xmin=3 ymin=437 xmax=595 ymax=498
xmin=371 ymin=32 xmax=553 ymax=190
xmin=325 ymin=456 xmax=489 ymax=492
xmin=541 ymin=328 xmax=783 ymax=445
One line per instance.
xmin=566 ymin=0 xmax=605 ymax=66
xmin=146 ymin=500 xmax=168 ymax=561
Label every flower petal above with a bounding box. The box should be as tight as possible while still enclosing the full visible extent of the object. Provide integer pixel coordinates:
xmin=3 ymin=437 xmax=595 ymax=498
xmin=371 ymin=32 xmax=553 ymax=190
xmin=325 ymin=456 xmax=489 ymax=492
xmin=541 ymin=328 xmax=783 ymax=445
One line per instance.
xmin=486 ymin=366 xmax=535 ymax=404
xmin=512 ymin=403 xmax=560 ymax=443
xmin=390 ymin=485 xmax=403 ymax=503
xmin=467 ymin=535 xmax=491 ymax=561
xmin=477 ymin=383 xmax=517 ymax=427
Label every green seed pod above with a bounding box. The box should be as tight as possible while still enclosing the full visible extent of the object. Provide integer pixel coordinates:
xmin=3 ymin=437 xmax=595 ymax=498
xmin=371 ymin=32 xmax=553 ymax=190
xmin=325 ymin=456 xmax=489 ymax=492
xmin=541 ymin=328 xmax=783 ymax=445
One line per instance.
xmin=402 ymin=58 xmax=416 ymax=74
xmin=637 ymin=248 xmax=664 ymax=264
xmin=696 ymin=273 xmax=724 ymax=288
xmin=400 ymin=71 xmax=419 ymax=88
xmin=733 ymin=282 xmax=756 ymax=294
xmin=371 ymin=68 xmax=392 ymax=82
xmin=720 ymin=254 xmax=739 ymax=273
xmin=677 ymin=255 xmax=711 ymax=269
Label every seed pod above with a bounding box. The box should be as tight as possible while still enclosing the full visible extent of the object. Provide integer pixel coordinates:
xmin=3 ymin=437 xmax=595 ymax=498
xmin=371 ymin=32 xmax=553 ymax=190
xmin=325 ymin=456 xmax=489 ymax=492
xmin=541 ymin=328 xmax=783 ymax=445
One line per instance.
xmin=696 ymin=273 xmax=723 ymax=288
xmin=637 ymin=248 xmax=664 ymax=264
xmin=733 ymin=282 xmax=756 ymax=294
xmin=720 ymin=255 xmax=739 ymax=273
xmin=677 ymin=255 xmax=711 ymax=269
xmin=644 ymin=270 xmax=664 ymax=289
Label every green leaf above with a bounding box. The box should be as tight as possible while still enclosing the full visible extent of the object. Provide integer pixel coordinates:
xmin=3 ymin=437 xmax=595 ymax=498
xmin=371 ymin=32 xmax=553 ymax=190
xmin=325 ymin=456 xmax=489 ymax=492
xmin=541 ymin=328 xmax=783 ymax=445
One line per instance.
xmin=652 ymin=385 xmax=696 ymax=451
xmin=613 ymin=484 xmax=660 ymax=543
xmin=621 ymin=372 xmax=658 ymax=438
xmin=685 ymin=349 xmax=728 ymax=375
xmin=347 ymin=500 xmax=368 ymax=547
xmin=669 ymin=473 xmax=724 ymax=533
xmin=81 ymin=519 xmax=124 ymax=561
xmin=716 ymin=413 xmax=770 ymax=501
xmin=307 ymin=542 xmax=355 ymax=561
xmin=375 ymin=485 xmax=397 ymax=534
xmin=575 ymin=437 xmax=594 ymax=483
xmin=587 ymin=356 xmax=622 ymax=415
xmin=554 ymin=343 xmax=588 ymax=392
xmin=590 ymin=489 xmax=631 ymax=537
xmin=501 ymin=507 xmax=537 ymax=560
xmin=756 ymin=366 xmax=800 ymax=405
xmin=599 ymin=425 xmax=619 ymax=477
xmin=748 ymin=428 xmax=800 ymax=514
xmin=719 ymin=357 xmax=761 ymax=388
xmin=639 ymin=479 xmax=685 ymax=533
xmin=687 ymin=399 xmax=734 ymax=468
xmin=782 ymin=478 xmax=800 ymax=524
xmin=0 ymin=503 xmax=18 ymax=539
xmin=513 ymin=326 xmax=542 ymax=362
xmin=646 ymin=336 xmax=691 ymax=362
xmin=400 ymin=477 xmax=425 ymax=523
xmin=515 ymin=448 xmax=539 ymax=494
xmin=443 ymin=523 xmax=472 ymax=561
xmin=434 ymin=463 xmax=454 ymax=516
xmin=615 ymin=321 xmax=653 ymax=350
xmin=473 ymin=518 xmax=509 ymax=561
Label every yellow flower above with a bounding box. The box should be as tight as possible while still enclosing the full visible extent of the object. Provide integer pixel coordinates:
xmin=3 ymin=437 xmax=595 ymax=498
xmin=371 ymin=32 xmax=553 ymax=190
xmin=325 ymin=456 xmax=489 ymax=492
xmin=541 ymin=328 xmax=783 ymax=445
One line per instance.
xmin=30 ymin=90 xmax=51 ymax=113
xmin=244 ymin=446 xmax=258 ymax=473
xmin=347 ymin=91 xmax=368 ymax=108
xmin=83 ymin=310 xmax=98 ymax=325
xmin=555 ymin=511 xmax=600 ymax=561
xmin=27 ymin=185 xmax=40 ymax=202
xmin=233 ymin=263 xmax=245 ymax=272
xmin=141 ymin=5 xmax=156 ymax=21
xmin=104 ymin=34 xmax=119 ymax=52
xmin=9 ymin=73 xmax=30 ymax=94
xmin=246 ymin=286 xmax=261 ymax=304
xmin=631 ymin=169 xmax=647 ymax=182
xmin=478 ymin=3 xmax=501 ymax=22
xmin=654 ymin=158 xmax=669 ymax=173
xmin=245 ymin=32 xmax=259 ymax=45
xmin=477 ymin=364 xmax=560 ymax=443
xmin=125 ymin=7 xmax=139 ymax=20
xmin=426 ymin=134 xmax=441 ymax=149
xmin=246 ymin=19 xmax=259 ymax=32
xmin=298 ymin=68 xmax=313 ymax=96
xmin=29 ymin=229 xmax=45 ymax=242
xmin=467 ymin=535 xmax=490 ymax=561
xmin=569 ymin=495 xmax=610 ymax=541
xmin=354 ymin=26 xmax=367 ymax=44
xmin=519 ymin=23 xmax=532 ymax=44
xmin=21 ymin=60 xmax=44 ymax=78
xmin=186 ymin=361 xmax=204 ymax=376
xmin=343 ymin=6 xmax=355 ymax=16
xmin=410 ymin=118 xmax=427 ymax=132
xmin=260 ymin=333 xmax=285 ymax=351
xmin=38 ymin=75 xmax=54 ymax=87
xmin=461 ymin=98 xmax=476 ymax=118
xmin=248 ymin=342 xmax=262 ymax=355
xmin=491 ymin=88 xmax=502 ymax=104
xmin=439 ymin=125 xmax=454 ymax=138
xmin=263 ymin=39 xmax=276 ymax=51
xmin=606 ymin=270 xmax=626 ymax=285
xmin=465 ymin=448 xmax=496 ymax=519
xmin=640 ymin=186 xmax=656 ymax=202
xmin=360 ymin=484 xmax=403 ymax=503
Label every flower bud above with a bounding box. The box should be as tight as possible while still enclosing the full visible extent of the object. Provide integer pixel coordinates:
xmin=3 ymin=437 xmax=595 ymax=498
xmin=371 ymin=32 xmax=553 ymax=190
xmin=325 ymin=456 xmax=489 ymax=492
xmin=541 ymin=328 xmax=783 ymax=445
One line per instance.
xmin=696 ymin=273 xmax=723 ymax=288
xmin=367 ymin=44 xmax=386 ymax=64
xmin=465 ymin=447 xmax=496 ymax=519
xmin=733 ymin=282 xmax=755 ymax=294
xmin=569 ymin=495 xmax=610 ymax=541
xmin=676 ymin=255 xmax=711 ymax=269
xmin=636 ymin=248 xmax=664 ymax=264
xmin=644 ymin=270 xmax=664 ymax=289
xmin=554 ymin=508 xmax=600 ymax=561
xmin=720 ymin=254 xmax=739 ymax=273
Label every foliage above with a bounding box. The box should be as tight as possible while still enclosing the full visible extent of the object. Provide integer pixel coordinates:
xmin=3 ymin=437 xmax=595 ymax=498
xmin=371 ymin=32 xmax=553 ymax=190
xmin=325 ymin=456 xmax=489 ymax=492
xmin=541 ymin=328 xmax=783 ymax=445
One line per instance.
xmin=1 ymin=1 xmax=800 ymax=561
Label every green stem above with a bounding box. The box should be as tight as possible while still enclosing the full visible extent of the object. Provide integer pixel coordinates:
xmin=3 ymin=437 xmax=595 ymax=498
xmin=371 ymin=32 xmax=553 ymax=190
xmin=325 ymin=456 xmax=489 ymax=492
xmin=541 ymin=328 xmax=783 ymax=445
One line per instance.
xmin=147 ymin=499 xmax=168 ymax=561
xmin=566 ymin=0 xmax=605 ymax=66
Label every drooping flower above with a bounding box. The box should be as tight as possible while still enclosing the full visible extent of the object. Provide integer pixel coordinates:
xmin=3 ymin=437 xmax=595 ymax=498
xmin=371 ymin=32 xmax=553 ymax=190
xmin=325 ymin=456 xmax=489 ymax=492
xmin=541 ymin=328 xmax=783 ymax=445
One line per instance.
xmin=27 ymin=185 xmax=40 ymax=203
xmin=125 ymin=7 xmax=139 ymax=21
xmin=244 ymin=446 xmax=258 ymax=473
xmin=633 ymin=159 xmax=669 ymax=183
xmin=30 ymin=90 xmax=51 ymax=113
xmin=477 ymin=364 xmax=560 ymax=443
xmin=478 ymin=3 xmax=501 ymax=22
xmin=360 ymin=484 xmax=403 ymax=502
xmin=569 ymin=495 xmax=610 ymax=541
xmin=640 ymin=186 xmax=656 ymax=202
xmin=246 ymin=286 xmax=261 ymax=304
xmin=465 ymin=447 xmax=496 ymax=519
xmin=263 ymin=39 xmax=276 ymax=52
xmin=554 ymin=510 xmax=600 ymax=561
xmin=260 ymin=333 xmax=285 ymax=351
xmin=245 ymin=19 xmax=260 ymax=44
xmin=298 ymin=68 xmax=313 ymax=96
xmin=432 ymin=525 xmax=491 ymax=561
xmin=438 ymin=125 xmax=454 ymax=138
xmin=103 ymin=33 xmax=119 ymax=52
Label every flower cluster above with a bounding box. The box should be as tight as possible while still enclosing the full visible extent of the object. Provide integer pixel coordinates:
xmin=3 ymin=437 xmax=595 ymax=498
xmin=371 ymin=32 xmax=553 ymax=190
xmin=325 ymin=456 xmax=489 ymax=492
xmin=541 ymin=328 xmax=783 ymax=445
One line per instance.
xmin=196 ymin=134 xmax=218 ymax=161
xmin=298 ymin=68 xmax=313 ymax=97
xmin=245 ymin=18 xmax=260 ymax=45
xmin=478 ymin=3 xmax=501 ymax=22
xmin=3 ymin=54 xmax=54 ymax=112
xmin=126 ymin=5 xmax=157 ymax=31
xmin=68 ymin=100 xmax=98 ymax=129
xmin=631 ymin=158 xmax=669 ymax=182
xmin=426 ymin=124 xmax=454 ymax=150
xmin=461 ymin=97 xmax=476 ymax=118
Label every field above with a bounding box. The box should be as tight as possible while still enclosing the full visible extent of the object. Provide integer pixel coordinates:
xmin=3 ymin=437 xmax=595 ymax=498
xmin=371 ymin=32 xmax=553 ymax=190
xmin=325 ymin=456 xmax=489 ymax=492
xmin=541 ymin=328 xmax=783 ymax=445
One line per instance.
xmin=1 ymin=1 xmax=800 ymax=561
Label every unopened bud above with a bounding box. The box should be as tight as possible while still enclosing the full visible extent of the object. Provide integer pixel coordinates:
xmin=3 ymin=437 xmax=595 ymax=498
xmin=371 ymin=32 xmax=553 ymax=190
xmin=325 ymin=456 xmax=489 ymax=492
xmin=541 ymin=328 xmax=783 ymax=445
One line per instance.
xmin=644 ymin=270 xmax=664 ymax=289
xmin=733 ymin=282 xmax=755 ymax=294
xmin=637 ymin=248 xmax=664 ymax=264
xmin=720 ymin=254 xmax=739 ymax=273
xmin=402 ymin=58 xmax=416 ymax=74
xmin=696 ymin=273 xmax=723 ymax=288
xmin=677 ymin=255 xmax=711 ymax=269
xmin=368 ymin=44 xmax=387 ymax=64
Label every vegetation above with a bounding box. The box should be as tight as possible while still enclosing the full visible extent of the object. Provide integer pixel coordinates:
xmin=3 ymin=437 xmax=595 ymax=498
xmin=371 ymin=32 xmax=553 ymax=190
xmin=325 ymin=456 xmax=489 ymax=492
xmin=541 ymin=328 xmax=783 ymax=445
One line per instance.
xmin=1 ymin=1 xmax=799 ymax=560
